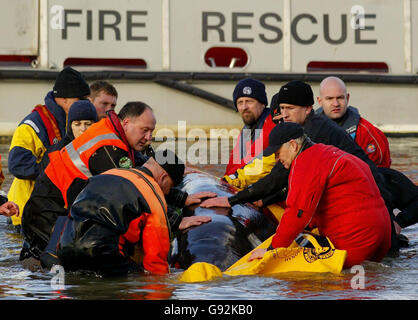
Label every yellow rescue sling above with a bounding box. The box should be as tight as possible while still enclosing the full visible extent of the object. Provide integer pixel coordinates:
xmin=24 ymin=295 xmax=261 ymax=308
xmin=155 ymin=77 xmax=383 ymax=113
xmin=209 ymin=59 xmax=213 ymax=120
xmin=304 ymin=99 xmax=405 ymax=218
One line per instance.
xmin=178 ymin=232 xmax=347 ymax=283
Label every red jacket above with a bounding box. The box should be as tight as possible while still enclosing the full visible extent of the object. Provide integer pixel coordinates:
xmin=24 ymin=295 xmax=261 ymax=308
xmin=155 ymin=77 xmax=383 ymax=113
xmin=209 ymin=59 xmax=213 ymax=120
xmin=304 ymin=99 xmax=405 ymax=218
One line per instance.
xmin=225 ymin=109 xmax=275 ymax=176
xmin=355 ymin=117 xmax=391 ymax=168
xmin=272 ymin=143 xmax=391 ymax=267
xmin=316 ymin=106 xmax=391 ymax=168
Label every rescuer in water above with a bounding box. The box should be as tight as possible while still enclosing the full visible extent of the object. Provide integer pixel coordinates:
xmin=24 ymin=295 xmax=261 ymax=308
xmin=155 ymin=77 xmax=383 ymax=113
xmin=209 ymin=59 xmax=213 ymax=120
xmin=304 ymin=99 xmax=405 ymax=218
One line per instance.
xmin=7 ymin=67 xmax=90 ymax=231
xmin=21 ymin=100 xmax=98 ymax=263
xmin=57 ymin=149 xmax=188 ymax=275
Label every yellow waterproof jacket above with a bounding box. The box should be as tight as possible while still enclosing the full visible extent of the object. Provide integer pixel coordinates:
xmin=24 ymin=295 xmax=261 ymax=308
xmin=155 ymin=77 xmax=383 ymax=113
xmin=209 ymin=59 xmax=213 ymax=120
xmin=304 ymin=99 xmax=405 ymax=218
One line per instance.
xmin=8 ymin=92 xmax=67 ymax=225
xmin=8 ymin=124 xmax=48 ymax=225
xmin=224 ymin=154 xmax=276 ymax=189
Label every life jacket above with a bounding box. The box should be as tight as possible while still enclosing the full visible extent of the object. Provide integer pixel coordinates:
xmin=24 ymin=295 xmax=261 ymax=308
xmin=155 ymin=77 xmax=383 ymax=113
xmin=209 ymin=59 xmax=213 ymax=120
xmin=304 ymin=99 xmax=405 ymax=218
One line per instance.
xmin=336 ymin=106 xmax=361 ymax=139
xmin=225 ymin=109 xmax=275 ymax=176
xmin=32 ymin=104 xmax=62 ymax=145
xmin=45 ymin=118 xmax=129 ymax=207
xmin=100 ymin=168 xmax=171 ymax=275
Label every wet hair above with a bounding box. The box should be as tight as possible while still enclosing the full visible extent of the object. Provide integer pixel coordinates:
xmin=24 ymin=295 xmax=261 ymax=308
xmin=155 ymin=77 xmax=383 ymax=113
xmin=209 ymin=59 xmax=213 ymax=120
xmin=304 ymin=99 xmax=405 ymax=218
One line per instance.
xmin=89 ymin=80 xmax=118 ymax=100
xmin=118 ymin=101 xmax=153 ymax=120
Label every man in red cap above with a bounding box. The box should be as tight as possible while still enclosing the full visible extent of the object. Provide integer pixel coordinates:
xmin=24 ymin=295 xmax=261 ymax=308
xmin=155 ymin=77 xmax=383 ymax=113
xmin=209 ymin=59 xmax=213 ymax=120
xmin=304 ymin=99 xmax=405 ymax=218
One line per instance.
xmin=248 ymin=122 xmax=391 ymax=268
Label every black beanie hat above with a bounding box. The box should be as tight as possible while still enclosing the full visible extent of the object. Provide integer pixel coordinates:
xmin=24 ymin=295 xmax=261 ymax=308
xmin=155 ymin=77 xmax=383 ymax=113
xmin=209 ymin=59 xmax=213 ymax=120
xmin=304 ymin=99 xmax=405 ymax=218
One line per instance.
xmin=53 ymin=67 xmax=90 ymax=98
xmin=154 ymin=149 xmax=185 ymax=186
xmin=232 ymin=78 xmax=268 ymax=110
xmin=270 ymin=80 xmax=314 ymax=116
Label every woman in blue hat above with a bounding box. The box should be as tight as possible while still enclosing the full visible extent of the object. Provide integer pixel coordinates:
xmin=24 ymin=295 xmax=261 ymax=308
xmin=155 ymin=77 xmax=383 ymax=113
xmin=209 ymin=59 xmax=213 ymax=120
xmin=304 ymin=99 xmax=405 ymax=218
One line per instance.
xmin=39 ymin=100 xmax=98 ymax=172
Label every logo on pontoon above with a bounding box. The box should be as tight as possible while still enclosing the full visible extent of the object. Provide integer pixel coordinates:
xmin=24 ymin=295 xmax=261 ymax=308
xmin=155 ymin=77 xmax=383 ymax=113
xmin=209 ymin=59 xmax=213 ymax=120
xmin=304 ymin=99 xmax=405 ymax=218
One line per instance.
xmin=272 ymin=248 xmax=299 ymax=262
xmin=243 ymin=86 xmax=252 ymax=95
xmin=303 ymin=247 xmax=335 ymax=263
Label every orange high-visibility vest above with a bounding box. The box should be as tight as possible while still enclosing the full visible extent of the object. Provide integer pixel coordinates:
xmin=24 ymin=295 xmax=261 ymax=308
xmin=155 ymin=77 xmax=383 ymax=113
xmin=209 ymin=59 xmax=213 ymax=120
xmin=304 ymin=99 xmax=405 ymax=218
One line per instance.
xmin=105 ymin=168 xmax=171 ymax=275
xmin=45 ymin=118 xmax=129 ymax=207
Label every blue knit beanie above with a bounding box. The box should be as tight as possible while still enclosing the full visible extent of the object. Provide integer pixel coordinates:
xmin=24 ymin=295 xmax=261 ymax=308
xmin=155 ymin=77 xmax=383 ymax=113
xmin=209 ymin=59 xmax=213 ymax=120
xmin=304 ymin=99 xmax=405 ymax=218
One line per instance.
xmin=68 ymin=100 xmax=98 ymax=124
xmin=232 ymin=78 xmax=268 ymax=110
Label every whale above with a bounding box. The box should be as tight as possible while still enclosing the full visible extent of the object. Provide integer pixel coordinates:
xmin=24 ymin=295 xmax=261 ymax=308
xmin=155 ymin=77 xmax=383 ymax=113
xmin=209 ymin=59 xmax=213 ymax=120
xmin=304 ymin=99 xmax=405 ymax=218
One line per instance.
xmin=170 ymin=172 xmax=277 ymax=271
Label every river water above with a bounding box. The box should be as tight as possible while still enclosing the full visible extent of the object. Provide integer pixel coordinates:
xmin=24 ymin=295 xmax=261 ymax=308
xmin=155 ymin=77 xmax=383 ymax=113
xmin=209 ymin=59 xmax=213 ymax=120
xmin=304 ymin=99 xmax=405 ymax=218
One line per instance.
xmin=0 ymin=137 xmax=417 ymax=300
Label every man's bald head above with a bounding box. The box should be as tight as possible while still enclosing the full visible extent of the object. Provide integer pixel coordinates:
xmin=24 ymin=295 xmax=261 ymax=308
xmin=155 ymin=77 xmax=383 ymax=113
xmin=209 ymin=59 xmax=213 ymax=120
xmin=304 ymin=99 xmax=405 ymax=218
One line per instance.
xmin=317 ymin=76 xmax=350 ymax=120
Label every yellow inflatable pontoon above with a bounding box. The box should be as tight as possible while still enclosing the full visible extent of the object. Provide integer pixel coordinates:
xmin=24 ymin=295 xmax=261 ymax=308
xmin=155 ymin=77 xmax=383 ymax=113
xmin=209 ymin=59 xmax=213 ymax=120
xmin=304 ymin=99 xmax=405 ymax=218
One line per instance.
xmin=178 ymin=232 xmax=347 ymax=283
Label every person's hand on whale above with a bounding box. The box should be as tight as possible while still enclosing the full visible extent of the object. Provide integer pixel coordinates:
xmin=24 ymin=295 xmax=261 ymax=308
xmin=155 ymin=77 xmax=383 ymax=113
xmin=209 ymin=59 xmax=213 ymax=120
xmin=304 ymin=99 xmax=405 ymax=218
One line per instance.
xmin=185 ymin=191 xmax=217 ymax=206
xmin=179 ymin=215 xmax=212 ymax=230
xmin=200 ymin=196 xmax=231 ymax=208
